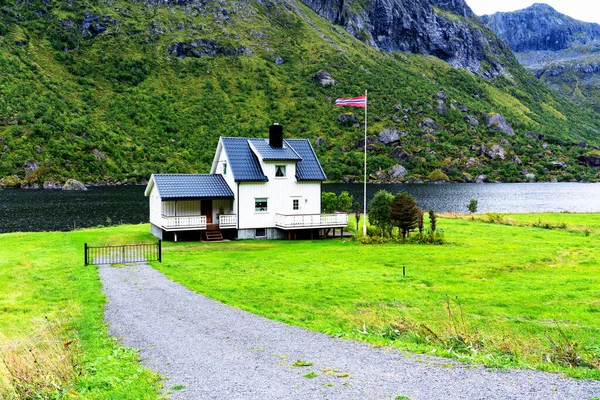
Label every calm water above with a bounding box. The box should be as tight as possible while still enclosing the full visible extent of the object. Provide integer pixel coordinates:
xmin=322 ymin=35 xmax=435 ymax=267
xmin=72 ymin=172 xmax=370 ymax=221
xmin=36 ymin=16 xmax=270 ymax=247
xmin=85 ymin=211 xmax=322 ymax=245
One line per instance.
xmin=1 ymin=183 xmax=599 ymax=233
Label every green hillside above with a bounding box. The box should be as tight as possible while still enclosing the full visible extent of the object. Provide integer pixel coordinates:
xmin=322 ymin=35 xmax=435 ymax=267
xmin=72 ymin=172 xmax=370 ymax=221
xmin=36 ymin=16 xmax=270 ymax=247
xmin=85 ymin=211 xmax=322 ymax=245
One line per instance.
xmin=0 ymin=0 xmax=599 ymax=186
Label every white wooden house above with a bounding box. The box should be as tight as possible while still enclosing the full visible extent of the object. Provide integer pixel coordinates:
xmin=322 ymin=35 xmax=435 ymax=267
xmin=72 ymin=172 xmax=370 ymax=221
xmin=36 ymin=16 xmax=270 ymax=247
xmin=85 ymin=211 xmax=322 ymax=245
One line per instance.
xmin=144 ymin=124 xmax=348 ymax=240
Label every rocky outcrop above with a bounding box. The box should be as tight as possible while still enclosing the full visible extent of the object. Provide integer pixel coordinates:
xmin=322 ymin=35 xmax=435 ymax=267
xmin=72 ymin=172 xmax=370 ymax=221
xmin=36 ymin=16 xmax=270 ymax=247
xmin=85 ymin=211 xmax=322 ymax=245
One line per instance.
xmin=313 ymin=70 xmax=336 ymax=87
xmin=63 ymin=179 xmax=87 ymax=191
xmin=388 ymin=164 xmax=407 ymax=179
xmin=338 ymin=113 xmax=357 ymax=125
xmin=485 ymin=113 xmax=515 ymax=136
xmin=378 ymin=128 xmax=400 ymax=144
xmin=578 ymin=151 xmax=600 ymax=167
xmin=168 ymin=39 xmax=250 ymax=58
xmin=300 ymin=0 xmax=511 ymax=77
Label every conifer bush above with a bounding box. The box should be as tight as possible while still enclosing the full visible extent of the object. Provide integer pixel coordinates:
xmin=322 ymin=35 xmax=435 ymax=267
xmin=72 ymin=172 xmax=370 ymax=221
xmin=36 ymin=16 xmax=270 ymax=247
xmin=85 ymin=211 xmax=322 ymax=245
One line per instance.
xmin=390 ymin=191 xmax=420 ymax=239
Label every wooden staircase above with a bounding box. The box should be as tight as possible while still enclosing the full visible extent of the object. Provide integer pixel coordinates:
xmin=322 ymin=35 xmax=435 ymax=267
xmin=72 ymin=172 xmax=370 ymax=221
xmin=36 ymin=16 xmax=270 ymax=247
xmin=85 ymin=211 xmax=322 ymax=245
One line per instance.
xmin=204 ymin=230 xmax=223 ymax=241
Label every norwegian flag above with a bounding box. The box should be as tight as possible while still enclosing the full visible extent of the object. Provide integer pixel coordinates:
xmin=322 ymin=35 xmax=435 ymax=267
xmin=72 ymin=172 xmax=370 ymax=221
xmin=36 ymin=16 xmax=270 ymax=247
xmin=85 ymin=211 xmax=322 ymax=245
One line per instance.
xmin=335 ymin=95 xmax=367 ymax=108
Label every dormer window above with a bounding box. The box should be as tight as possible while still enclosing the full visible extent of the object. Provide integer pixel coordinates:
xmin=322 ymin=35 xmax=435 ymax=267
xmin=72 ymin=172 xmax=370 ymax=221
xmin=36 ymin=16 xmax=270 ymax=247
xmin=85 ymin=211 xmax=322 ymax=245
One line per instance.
xmin=275 ymin=165 xmax=286 ymax=177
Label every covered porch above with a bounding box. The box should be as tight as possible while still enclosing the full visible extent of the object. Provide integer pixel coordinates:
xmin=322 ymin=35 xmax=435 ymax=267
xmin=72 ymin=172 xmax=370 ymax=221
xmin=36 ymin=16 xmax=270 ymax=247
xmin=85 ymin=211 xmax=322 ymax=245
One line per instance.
xmin=159 ymin=199 xmax=236 ymax=231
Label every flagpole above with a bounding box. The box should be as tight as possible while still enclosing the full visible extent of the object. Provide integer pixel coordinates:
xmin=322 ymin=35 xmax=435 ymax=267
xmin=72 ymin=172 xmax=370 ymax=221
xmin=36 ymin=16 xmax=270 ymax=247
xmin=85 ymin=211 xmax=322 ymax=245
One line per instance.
xmin=363 ymin=89 xmax=367 ymax=237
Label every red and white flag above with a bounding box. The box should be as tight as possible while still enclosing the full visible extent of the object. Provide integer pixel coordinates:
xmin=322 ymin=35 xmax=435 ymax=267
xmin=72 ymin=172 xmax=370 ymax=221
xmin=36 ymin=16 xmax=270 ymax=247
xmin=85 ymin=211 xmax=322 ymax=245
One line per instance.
xmin=335 ymin=95 xmax=367 ymax=108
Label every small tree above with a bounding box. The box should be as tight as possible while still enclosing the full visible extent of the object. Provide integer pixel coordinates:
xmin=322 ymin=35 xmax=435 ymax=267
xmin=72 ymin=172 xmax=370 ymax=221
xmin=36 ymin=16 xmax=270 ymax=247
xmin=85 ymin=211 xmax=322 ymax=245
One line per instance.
xmin=417 ymin=208 xmax=424 ymax=235
xmin=338 ymin=191 xmax=353 ymax=213
xmin=467 ymin=198 xmax=478 ymax=214
xmin=321 ymin=192 xmax=338 ymax=214
xmin=390 ymin=191 xmax=420 ymax=239
xmin=429 ymin=209 xmax=437 ymax=232
xmin=368 ymin=190 xmax=394 ymax=236
xmin=352 ymin=201 xmax=361 ymax=231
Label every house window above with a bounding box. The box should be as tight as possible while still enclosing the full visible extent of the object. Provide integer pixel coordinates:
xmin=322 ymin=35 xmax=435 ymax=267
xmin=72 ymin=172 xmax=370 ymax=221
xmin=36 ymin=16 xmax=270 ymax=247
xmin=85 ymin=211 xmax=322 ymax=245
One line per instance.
xmin=275 ymin=165 xmax=286 ymax=177
xmin=223 ymin=162 xmax=227 ymax=175
xmin=255 ymin=228 xmax=266 ymax=238
xmin=255 ymin=198 xmax=268 ymax=212
xmin=293 ymin=199 xmax=299 ymax=210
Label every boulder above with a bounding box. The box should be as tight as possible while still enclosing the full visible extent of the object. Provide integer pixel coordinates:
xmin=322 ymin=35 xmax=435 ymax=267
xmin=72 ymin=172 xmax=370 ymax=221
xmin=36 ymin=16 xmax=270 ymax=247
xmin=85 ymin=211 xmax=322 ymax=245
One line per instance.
xmin=314 ymin=137 xmax=326 ymax=148
xmin=273 ymin=55 xmax=284 ymax=65
xmin=388 ymin=164 xmax=407 ymax=179
xmin=392 ymin=147 xmax=411 ymax=161
xmin=550 ymin=161 xmax=567 ymax=169
xmin=435 ymin=91 xmax=446 ymax=101
xmin=43 ymin=180 xmax=62 ymax=190
xmin=378 ymin=127 xmax=400 ymax=144
xmin=92 ymin=148 xmax=106 ymax=161
xmin=458 ymin=105 xmax=468 ymax=112
xmin=465 ymin=157 xmax=481 ymax=168
xmin=577 ymin=141 xmax=587 ymax=148
xmin=63 ymin=179 xmax=87 ymax=191
xmin=475 ymin=175 xmax=488 ymax=183
xmin=483 ymin=144 xmax=506 ymax=160
xmin=374 ymin=169 xmax=388 ymax=180
xmin=525 ymin=132 xmax=544 ymax=141
xmin=511 ymin=155 xmax=523 ymax=165
xmin=464 ymin=115 xmax=479 ymax=126
xmin=578 ymin=151 xmax=600 ymax=167
xmin=420 ymin=117 xmax=437 ymax=130
xmin=313 ymin=70 xmax=336 ymax=87
xmin=485 ymin=113 xmax=515 ymax=136
xmin=338 ymin=113 xmax=357 ymax=125
xmin=23 ymin=160 xmax=39 ymax=174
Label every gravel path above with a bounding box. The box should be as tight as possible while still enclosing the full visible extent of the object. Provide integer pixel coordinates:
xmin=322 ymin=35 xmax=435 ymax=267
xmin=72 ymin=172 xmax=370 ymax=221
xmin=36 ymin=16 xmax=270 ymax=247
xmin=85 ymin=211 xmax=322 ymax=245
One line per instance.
xmin=100 ymin=263 xmax=600 ymax=400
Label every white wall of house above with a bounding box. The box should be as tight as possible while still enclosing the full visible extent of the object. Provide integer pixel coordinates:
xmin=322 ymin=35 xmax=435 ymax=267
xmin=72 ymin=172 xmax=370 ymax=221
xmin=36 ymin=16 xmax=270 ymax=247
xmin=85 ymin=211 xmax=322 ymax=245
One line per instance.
xmin=149 ymin=184 xmax=162 ymax=228
xmin=238 ymin=171 xmax=321 ymax=230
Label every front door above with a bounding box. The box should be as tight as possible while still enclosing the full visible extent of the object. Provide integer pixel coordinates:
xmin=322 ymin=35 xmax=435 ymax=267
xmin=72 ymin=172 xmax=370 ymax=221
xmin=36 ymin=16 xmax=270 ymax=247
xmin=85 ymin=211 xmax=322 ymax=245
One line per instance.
xmin=201 ymin=200 xmax=213 ymax=223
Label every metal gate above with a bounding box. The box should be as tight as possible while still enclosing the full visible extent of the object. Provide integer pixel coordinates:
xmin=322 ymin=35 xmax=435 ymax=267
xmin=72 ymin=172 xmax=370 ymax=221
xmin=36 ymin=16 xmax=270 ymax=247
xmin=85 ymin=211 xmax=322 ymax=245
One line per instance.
xmin=84 ymin=240 xmax=162 ymax=266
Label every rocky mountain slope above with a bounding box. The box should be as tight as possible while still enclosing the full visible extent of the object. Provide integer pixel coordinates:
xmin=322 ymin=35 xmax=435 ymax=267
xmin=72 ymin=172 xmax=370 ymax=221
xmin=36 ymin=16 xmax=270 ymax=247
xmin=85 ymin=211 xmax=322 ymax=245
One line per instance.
xmin=482 ymin=3 xmax=600 ymax=112
xmin=0 ymin=0 xmax=599 ymax=187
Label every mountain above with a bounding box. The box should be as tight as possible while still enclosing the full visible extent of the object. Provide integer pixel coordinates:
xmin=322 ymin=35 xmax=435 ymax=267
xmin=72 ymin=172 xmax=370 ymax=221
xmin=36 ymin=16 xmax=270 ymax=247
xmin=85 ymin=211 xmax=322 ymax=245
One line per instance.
xmin=482 ymin=3 xmax=600 ymax=112
xmin=0 ymin=0 xmax=599 ymax=188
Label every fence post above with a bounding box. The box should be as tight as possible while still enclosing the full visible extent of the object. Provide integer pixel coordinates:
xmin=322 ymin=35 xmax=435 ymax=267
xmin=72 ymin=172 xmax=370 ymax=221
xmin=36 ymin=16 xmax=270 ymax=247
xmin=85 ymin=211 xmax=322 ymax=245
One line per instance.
xmin=84 ymin=243 xmax=88 ymax=266
xmin=158 ymin=239 xmax=162 ymax=263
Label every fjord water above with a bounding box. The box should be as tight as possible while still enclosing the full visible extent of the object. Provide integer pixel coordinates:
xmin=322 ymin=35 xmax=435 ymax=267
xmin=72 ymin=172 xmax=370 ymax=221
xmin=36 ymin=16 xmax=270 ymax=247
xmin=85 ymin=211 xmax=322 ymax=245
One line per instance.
xmin=1 ymin=183 xmax=599 ymax=233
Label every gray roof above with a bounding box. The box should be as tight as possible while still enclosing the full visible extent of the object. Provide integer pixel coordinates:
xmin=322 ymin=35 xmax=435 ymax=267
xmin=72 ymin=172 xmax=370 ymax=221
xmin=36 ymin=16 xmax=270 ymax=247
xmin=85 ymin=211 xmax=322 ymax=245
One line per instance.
xmin=285 ymin=139 xmax=327 ymax=181
xmin=248 ymin=139 xmax=302 ymax=161
xmin=152 ymin=174 xmax=234 ymax=200
xmin=221 ymin=137 xmax=268 ymax=182
xmin=220 ymin=137 xmax=326 ymax=182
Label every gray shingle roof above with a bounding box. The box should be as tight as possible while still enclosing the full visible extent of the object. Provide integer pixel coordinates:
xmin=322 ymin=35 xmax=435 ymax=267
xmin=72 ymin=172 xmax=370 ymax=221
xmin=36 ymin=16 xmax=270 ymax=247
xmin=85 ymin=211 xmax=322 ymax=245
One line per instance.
xmin=221 ymin=137 xmax=268 ymax=182
xmin=248 ymin=138 xmax=302 ymax=161
xmin=152 ymin=174 xmax=234 ymax=200
xmin=286 ymin=139 xmax=327 ymax=181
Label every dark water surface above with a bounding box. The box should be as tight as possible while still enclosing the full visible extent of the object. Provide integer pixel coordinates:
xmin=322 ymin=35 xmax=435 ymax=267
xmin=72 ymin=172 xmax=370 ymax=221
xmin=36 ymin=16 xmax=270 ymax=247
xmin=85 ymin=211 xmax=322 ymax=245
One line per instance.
xmin=1 ymin=183 xmax=599 ymax=233
xmin=0 ymin=186 xmax=148 ymax=233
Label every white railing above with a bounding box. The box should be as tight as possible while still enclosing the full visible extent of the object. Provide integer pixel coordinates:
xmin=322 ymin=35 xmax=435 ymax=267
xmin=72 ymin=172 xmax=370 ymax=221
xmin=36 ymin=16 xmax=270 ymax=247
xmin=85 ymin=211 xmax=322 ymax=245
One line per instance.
xmin=162 ymin=215 xmax=207 ymax=230
xmin=219 ymin=214 xmax=237 ymax=228
xmin=275 ymin=213 xmax=348 ymax=229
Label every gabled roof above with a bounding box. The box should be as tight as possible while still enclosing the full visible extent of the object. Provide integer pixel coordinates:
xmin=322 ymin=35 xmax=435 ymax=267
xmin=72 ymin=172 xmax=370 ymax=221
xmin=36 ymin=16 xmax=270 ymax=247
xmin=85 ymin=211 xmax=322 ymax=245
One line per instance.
xmin=286 ymin=139 xmax=327 ymax=181
xmin=145 ymin=174 xmax=234 ymax=200
xmin=248 ymin=138 xmax=302 ymax=161
xmin=221 ymin=137 xmax=268 ymax=182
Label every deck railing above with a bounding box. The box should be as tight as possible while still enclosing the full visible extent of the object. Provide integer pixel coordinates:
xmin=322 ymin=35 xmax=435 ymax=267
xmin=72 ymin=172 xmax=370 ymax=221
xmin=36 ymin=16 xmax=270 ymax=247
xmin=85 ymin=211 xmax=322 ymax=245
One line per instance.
xmin=275 ymin=213 xmax=348 ymax=229
xmin=219 ymin=214 xmax=237 ymax=228
xmin=161 ymin=215 xmax=207 ymax=229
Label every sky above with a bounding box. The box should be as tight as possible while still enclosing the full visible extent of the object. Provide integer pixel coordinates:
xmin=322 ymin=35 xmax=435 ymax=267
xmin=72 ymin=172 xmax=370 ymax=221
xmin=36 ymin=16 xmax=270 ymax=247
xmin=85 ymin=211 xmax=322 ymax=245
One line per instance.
xmin=465 ymin=0 xmax=600 ymax=24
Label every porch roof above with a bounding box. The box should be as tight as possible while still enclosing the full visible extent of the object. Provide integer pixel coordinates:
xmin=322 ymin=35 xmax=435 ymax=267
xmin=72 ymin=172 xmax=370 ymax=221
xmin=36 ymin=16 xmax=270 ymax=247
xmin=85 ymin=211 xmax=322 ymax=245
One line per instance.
xmin=150 ymin=174 xmax=234 ymax=200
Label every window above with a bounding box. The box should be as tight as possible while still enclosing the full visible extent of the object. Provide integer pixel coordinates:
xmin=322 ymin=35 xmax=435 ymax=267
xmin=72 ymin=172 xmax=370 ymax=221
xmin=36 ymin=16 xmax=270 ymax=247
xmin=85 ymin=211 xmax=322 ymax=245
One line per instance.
xmin=223 ymin=162 xmax=227 ymax=175
xmin=255 ymin=198 xmax=268 ymax=212
xmin=275 ymin=165 xmax=286 ymax=177
xmin=293 ymin=199 xmax=299 ymax=210
xmin=255 ymin=228 xmax=266 ymax=237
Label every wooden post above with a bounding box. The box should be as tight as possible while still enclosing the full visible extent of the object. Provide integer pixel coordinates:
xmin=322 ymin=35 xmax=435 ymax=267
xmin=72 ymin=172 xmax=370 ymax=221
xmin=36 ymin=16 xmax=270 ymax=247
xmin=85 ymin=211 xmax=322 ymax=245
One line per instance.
xmin=158 ymin=240 xmax=162 ymax=263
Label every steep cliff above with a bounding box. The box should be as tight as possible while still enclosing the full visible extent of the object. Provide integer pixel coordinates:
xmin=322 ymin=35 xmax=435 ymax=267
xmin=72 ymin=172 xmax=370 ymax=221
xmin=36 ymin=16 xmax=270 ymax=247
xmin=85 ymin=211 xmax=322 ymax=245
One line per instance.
xmin=300 ymin=0 xmax=513 ymax=77
xmin=482 ymin=3 xmax=600 ymax=111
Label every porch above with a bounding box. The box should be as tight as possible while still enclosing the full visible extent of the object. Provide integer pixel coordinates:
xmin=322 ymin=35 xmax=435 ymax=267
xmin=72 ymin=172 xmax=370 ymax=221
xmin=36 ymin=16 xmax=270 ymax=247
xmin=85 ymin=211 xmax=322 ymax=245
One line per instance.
xmin=160 ymin=214 xmax=237 ymax=231
xmin=274 ymin=213 xmax=348 ymax=229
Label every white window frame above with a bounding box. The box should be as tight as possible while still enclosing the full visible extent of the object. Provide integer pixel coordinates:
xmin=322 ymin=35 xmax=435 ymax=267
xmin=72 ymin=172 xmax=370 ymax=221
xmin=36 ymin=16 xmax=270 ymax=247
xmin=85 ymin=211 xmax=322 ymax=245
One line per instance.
xmin=255 ymin=197 xmax=268 ymax=212
xmin=275 ymin=165 xmax=286 ymax=178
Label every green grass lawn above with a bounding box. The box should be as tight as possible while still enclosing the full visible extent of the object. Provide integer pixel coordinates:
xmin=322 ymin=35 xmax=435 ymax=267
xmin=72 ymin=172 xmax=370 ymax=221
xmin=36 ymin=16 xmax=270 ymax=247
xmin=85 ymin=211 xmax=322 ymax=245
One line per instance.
xmin=1 ymin=214 xmax=599 ymax=399
xmin=155 ymin=214 xmax=600 ymax=379
xmin=0 ymin=226 xmax=161 ymax=399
